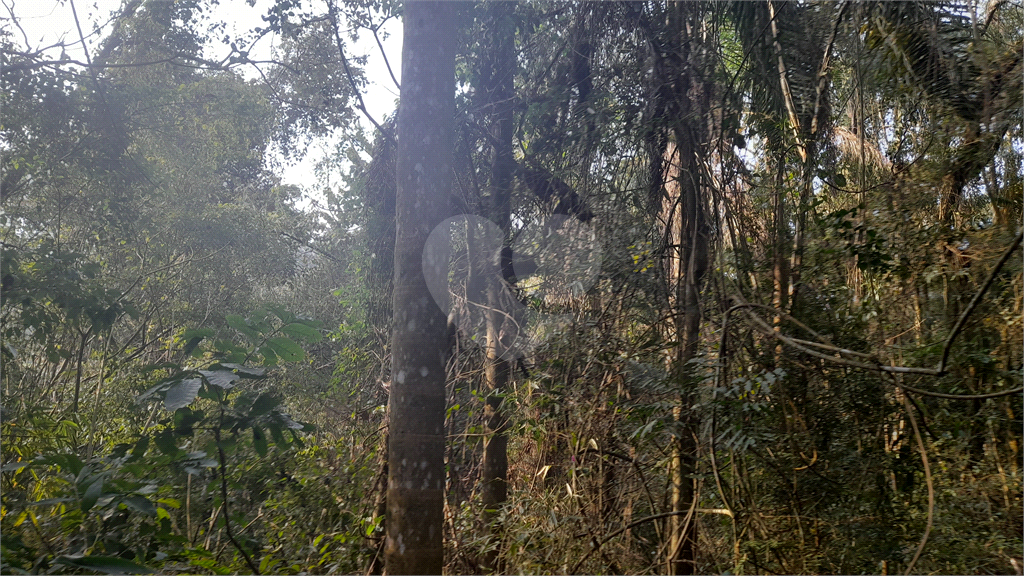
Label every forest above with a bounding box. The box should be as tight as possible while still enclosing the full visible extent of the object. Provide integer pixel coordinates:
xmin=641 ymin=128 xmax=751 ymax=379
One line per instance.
xmin=1 ymin=0 xmax=1022 ymax=574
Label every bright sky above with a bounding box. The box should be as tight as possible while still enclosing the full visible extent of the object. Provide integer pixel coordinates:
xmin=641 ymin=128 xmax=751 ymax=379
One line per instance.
xmin=3 ymin=0 xmax=401 ymax=196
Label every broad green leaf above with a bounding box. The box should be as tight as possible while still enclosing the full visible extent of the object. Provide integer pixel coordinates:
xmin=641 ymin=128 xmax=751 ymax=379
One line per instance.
xmin=217 ymin=363 xmax=266 ymax=378
xmin=199 ymin=369 xmax=239 ymax=389
xmin=121 ymin=495 xmax=157 ymax=516
xmin=225 ymin=314 xmax=258 ymax=341
xmin=54 ymin=555 xmax=154 ymax=574
xmin=267 ymin=336 xmax=304 ymax=362
xmin=258 ymin=344 xmax=278 ymax=365
xmin=184 ymin=456 xmax=218 ymax=476
xmin=265 ymin=304 xmax=295 ymax=324
xmin=1 ymin=461 xmax=30 ymax=473
xmin=109 ymin=442 xmax=132 ymax=459
xmin=157 ymin=497 xmax=181 ymax=509
xmin=182 ymin=328 xmax=215 ymax=341
xmin=181 ymin=329 xmax=213 ymax=356
xmin=137 ymin=381 xmax=171 ymax=404
xmin=249 ymin=393 xmax=280 ymax=419
xmin=280 ymin=322 xmax=322 ymax=343
xmin=277 ymin=412 xmax=306 ymax=430
xmin=154 ymin=428 xmax=179 ymax=455
xmin=268 ymin=424 xmax=288 ymax=448
xmin=252 ymin=426 xmax=268 ymax=457
xmin=165 ymin=378 xmax=202 ymax=411
xmin=183 ymin=337 xmax=204 ymax=358
xmin=41 ymin=453 xmax=84 ymax=476
xmin=81 ymin=476 xmax=103 ymax=512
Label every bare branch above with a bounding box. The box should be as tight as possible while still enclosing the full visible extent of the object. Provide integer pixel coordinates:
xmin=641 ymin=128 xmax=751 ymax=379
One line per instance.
xmin=325 ymin=0 xmax=392 ymax=144
xmin=728 ymin=295 xmax=1024 ymax=400
xmin=367 ymin=9 xmax=400 ymax=91
xmin=2 ymin=0 xmax=32 ymax=50
xmin=938 ymin=229 xmax=1023 ymax=373
xmin=900 ymin=393 xmax=934 ymax=576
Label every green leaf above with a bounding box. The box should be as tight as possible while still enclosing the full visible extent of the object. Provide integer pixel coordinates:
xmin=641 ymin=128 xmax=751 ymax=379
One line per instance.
xmin=226 ymin=314 xmax=259 ymax=342
xmin=182 ymin=328 xmax=215 ymax=341
xmin=199 ymin=369 xmax=239 ymax=389
xmin=184 ymin=338 xmax=205 ymax=358
xmin=121 ymin=495 xmax=157 ymax=517
xmin=258 ymin=344 xmax=278 ymax=365
xmin=81 ymin=476 xmax=103 ymax=512
xmin=216 ymin=363 xmax=266 ymax=378
xmin=40 ymin=453 xmax=84 ymax=476
xmin=252 ymin=427 xmax=268 ymax=457
xmin=267 ymin=336 xmax=304 ymax=362
xmin=833 ymin=173 xmax=847 ymax=188
xmin=249 ymin=393 xmax=280 ymax=419
xmin=157 ymin=497 xmax=181 ymax=509
xmin=173 ymin=408 xmax=204 ymax=435
xmin=109 ymin=443 xmax=132 ymax=459
xmin=165 ymin=378 xmax=202 ymax=411
xmin=137 ymin=381 xmax=171 ymax=404
xmin=279 ymin=322 xmax=322 ymax=343
xmin=54 ymin=555 xmax=154 ymax=574
xmin=264 ymin=304 xmax=295 ymax=324
xmin=1 ymin=461 xmax=30 ymax=473
xmin=268 ymin=424 xmax=288 ymax=448
xmin=181 ymin=329 xmax=213 ymax=356
xmin=154 ymin=428 xmax=179 ymax=456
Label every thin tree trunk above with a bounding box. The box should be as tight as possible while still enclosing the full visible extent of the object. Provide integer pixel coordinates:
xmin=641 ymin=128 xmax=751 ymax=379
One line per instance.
xmin=667 ymin=130 xmax=708 ymax=576
xmin=479 ymin=4 xmax=515 ymax=571
xmin=660 ymin=6 xmax=709 ymax=572
xmin=386 ymin=3 xmax=456 ymax=573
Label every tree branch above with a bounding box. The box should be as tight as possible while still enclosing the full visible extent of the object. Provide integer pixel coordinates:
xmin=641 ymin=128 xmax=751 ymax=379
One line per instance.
xmin=937 ymin=229 xmax=1023 ymax=373
xmin=900 ymin=393 xmax=933 ymax=576
xmin=367 ymin=10 xmax=400 ymax=91
xmin=215 ymin=413 xmax=261 ymax=574
xmin=569 ymin=506 xmax=730 ymax=575
xmin=729 ymin=295 xmax=1024 ymax=400
xmin=325 ymin=0 xmax=392 ymax=144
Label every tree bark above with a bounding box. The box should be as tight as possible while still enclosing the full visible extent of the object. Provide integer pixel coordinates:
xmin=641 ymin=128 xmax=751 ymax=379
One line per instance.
xmin=479 ymin=4 xmax=516 ymax=571
xmin=654 ymin=4 xmax=710 ymax=573
xmin=386 ymin=4 xmax=456 ymax=574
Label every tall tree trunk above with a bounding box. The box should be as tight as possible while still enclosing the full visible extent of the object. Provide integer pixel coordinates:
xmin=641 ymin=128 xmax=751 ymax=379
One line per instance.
xmin=771 ymin=154 xmax=789 ymax=347
xmin=654 ymin=4 xmax=710 ymax=573
xmin=663 ymin=169 xmax=706 ymax=576
xmin=664 ymin=134 xmax=709 ymax=576
xmin=479 ymin=2 xmax=515 ymax=572
xmin=386 ymin=4 xmax=456 ymax=574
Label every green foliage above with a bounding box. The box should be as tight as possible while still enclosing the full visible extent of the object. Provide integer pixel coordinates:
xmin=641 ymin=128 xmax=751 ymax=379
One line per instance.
xmin=3 ymin=1 xmax=1021 ymax=574
xmin=0 ymin=302 xmax=323 ymax=574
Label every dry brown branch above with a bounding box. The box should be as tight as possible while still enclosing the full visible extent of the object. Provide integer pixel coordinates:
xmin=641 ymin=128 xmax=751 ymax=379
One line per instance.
xmin=728 ymin=295 xmax=1024 ymax=400
xmin=901 ymin=392 xmax=934 ymax=575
